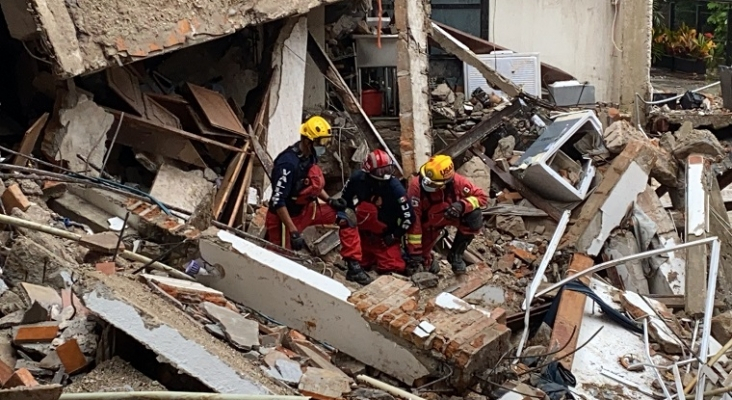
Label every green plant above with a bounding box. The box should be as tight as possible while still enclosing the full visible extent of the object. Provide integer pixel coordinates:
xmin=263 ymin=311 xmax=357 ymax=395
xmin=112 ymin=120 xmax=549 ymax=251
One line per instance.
xmin=654 ymin=24 xmax=716 ymax=61
xmin=707 ymin=2 xmax=727 ymax=65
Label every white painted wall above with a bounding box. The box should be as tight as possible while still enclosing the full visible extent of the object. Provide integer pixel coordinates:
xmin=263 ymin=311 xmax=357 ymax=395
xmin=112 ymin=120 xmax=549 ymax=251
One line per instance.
xmin=488 ymin=0 xmax=619 ymax=102
xmin=268 ymin=16 xmax=308 ymax=158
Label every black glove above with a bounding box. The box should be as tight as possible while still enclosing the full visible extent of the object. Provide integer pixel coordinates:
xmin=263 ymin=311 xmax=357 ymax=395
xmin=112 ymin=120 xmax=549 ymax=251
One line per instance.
xmin=407 ymin=255 xmax=424 ymax=268
xmin=445 ymin=201 xmax=465 ymax=219
xmin=290 ymin=231 xmax=306 ymax=251
xmin=328 ymin=197 xmax=347 ymax=211
xmin=382 ymin=233 xmax=398 ymax=247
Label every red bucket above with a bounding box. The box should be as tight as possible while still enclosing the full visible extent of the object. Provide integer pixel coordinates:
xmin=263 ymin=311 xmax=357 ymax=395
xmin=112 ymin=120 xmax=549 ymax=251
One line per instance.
xmin=361 ymin=89 xmax=383 ymax=117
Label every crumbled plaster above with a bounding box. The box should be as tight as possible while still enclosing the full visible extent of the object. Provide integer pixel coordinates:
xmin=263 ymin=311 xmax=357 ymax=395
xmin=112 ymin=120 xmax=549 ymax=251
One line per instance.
xmin=30 ymin=0 xmax=344 ymax=78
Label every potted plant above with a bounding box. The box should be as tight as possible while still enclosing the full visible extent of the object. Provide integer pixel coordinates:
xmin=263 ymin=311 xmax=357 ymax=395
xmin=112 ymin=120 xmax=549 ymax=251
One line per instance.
xmin=653 ymin=24 xmax=716 ymax=74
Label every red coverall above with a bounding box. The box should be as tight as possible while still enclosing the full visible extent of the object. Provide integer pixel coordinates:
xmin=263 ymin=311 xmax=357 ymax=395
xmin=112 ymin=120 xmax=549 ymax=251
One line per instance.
xmin=405 ymin=173 xmax=488 ymax=265
xmin=265 ymin=164 xmax=361 ymax=261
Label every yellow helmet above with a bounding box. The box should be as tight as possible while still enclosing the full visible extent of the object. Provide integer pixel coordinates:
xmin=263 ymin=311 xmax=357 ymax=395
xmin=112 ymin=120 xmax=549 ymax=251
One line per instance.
xmin=419 ymin=155 xmax=455 ymax=190
xmin=300 ymin=116 xmax=332 ymax=145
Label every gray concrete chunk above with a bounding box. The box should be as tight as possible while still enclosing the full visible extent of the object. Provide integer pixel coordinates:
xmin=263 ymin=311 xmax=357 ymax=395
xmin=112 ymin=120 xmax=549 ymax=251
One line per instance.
xmin=202 ymin=302 xmax=260 ymax=351
xmin=275 ymin=358 xmax=303 ymax=385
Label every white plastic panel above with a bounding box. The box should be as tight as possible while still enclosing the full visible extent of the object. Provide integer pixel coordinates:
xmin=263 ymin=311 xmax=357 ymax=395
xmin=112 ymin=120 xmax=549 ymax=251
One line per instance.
xmin=464 ymin=52 xmax=541 ymax=97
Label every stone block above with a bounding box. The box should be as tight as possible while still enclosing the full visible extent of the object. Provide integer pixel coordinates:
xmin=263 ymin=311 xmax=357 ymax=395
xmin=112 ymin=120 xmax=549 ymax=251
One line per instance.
xmin=95 ymin=262 xmax=116 ymax=276
xmin=298 ymin=368 xmax=351 ymax=400
xmin=712 ymin=311 xmax=732 ymax=344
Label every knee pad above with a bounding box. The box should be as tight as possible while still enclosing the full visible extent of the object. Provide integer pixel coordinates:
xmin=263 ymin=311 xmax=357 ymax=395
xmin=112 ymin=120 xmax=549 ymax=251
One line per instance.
xmin=462 ymin=209 xmax=484 ymax=231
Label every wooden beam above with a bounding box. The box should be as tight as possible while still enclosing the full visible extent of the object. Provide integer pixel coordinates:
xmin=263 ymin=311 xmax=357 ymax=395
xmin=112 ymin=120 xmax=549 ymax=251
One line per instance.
xmin=305 ymin=33 xmax=402 ymax=174
xmin=550 ymin=253 xmax=594 ymax=370
xmin=439 ymin=101 xmax=521 ymax=159
xmin=429 ymin=22 xmax=520 ymax=98
xmin=105 ymin=109 xmax=243 ymax=152
xmin=13 ymin=113 xmax=49 ymax=166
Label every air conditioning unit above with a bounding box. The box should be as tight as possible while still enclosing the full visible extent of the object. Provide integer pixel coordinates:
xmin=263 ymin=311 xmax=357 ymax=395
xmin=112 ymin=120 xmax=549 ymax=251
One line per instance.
xmin=464 ymin=51 xmax=541 ymax=98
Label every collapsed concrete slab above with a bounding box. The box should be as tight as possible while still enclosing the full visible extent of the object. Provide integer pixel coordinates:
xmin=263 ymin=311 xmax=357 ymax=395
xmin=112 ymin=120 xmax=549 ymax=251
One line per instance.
xmin=197 ymin=228 xmax=433 ymax=385
xmin=564 ymin=140 xmax=655 ymax=256
xmin=83 ymin=284 xmax=272 ymax=394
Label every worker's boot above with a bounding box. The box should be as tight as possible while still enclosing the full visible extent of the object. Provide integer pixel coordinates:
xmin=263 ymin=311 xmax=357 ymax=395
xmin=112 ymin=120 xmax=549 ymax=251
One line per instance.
xmin=428 ymin=258 xmax=441 ymax=274
xmin=448 ymin=232 xmax=474 ymax=275
xmin=346 ymin=259 xmax=373 ymax=285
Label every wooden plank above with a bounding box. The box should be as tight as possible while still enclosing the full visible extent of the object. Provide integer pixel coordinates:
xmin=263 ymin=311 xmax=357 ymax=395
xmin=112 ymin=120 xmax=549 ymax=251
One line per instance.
xmin=13 ymin=113 xmax=49 ymax=166
xmin=229 ymin=155 xmax=254 ymax=227
xmin=439 ymin=101 xmax=521 ymax=159
xmin=188 ymin=106 xmax=240 ymax=138
xmin=429 ymin=22 xmax=520 ymax=99
xmin=109 ymin=114 xmax=206 ymax=168
xmin=105 ymin=109 xmax=242 ymax=152
xmin=647 ymin=294 xmax=725 ymax=310
xmin=550 ymin=254 xmax=594 ymax=370
xmin=186 ymin=83 xmax=246 ymax=136
xmin=106 ymin=67 xmax=145 ymax=116
xmin=143 ymin=94 xmax=181 ymax=129
xmin=214 ymin=141 xmax=250 ymax=218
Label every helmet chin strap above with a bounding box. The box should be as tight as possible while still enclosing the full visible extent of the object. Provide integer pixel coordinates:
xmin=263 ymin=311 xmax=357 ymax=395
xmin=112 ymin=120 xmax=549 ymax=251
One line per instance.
xmin=421 ymin=180 xmax=437 ymax=192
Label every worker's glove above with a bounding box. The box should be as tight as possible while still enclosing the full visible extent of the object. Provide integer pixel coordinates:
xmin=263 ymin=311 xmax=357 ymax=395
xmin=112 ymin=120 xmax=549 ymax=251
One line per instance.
xmin=328 ymin=197 xmax=348 ymax=211
xmin=405 ymin=255 xmax=424 ymax=275
xmin=382 ymin=233 xmax=398 ymax=247
xmin=290 ymin=231 xmax=306 ymax=251
xmin=444 ymin=201 xmax=465 ymax=219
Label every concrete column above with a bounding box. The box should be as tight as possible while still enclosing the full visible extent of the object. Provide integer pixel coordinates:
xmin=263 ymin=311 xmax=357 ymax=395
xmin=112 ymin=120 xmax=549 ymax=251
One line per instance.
xmin=616 ymin=0 xmax=653 ymax=124
xmin=267 ymin=17 xmax=308 ymax=159
xmin=304 ymin=6 xmax=326 ymax=110
xmin=395 ymin=0 xmax=432 ymax=176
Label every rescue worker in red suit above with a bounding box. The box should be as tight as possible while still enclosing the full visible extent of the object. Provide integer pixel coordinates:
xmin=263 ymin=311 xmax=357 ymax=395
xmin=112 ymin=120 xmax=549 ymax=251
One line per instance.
xmin=405 ymin=155 xmax=488 ymax=275
xmin=340 ymin=149 xmax=414 ymax=275
xmin=265 ymin=116 xmax=372 ymax=285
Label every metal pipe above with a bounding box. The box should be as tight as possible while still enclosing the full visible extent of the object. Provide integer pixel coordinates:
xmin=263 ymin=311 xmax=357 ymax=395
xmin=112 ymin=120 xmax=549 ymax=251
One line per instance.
xmin=691 ymin=239 xmax=721 ymax=400
xmin=60 ymin=393 xmax=307 ymax=400
xmin=0 ymin=213 xmax=193 ymax=281
xmin=515 ymin=210 xmax=570 ymax=357
xmin=685 ymin=385 xmax=732 ymax=399
xmin=357 ymin=375 xmax=428 ymax=400
xmin=643 ymin=318 xmax=673 ymax=400
xmin=535 ymin=237 xmax=719 ymax=298
xmin=636 ymin=81 xmax=721 ymax=106
xmin=687 ymin=320 xmax=700 ymax=374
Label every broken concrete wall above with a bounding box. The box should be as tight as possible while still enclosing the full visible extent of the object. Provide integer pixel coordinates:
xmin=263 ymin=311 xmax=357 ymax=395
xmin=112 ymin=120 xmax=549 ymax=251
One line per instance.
xmin=24 ymin=0 xmax=344 ymax=78
xmin=197 ymin=228 xmax=435 ymax=385
xmin=42 ymin=92 xmax=113 ymax=177
xmin=489 ymin=0 xmax=652 ymax=107
xmin=303 ymin=6 xmax=326 ymax=110
xmin=267 ymin=16 xmax=308 ymax=160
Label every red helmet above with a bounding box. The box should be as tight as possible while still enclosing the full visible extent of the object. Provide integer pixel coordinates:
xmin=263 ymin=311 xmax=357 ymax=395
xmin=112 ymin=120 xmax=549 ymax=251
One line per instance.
xmin=363 ymin=149 xmax=395 ymax=180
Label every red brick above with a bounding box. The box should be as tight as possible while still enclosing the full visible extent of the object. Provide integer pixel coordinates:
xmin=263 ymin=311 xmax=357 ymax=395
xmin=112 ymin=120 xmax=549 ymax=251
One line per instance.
xmin=56 ymin=339 xmax=88 ymax=375
xmin=400 ymin=286 xmax=420 ymax=299
xmin=495 ymin=253 xmax=515 ymax=271
xmin=1 ymin=184 xmax=30 ymax=213
xmin=2 ymin=368 xmax=38 ymax=389
xmin=490 ymin=307 xmax=507 ymax=325
xmin=443 ymin=316 xmax=497 ymax=358
xmin=399 ymin=321 xmax=419 ymax=340
xmin=95 ymin=261 xmax=117 ymax=276
xmin=451 ymin=266 xmax=494 ymax=298
xmin=388 ymin=314 xmax=413 ymax=335
xmin=459 ymin=323 xmax=510 ymax=355
xmin=42 ymin=181 xmax=67 ymax=198
xmin=378 ymin=309 xmax=401 ymax=325
xmin=355 ymin=300 xmax=373 ymax=313
xmin=367 ymin=304 xmax=390 ymax=320
xmin=432 ymin=335 xmax=447 ymax=352
xmin=400 ymin=298 xmax=417 ymax=313
xmin=0 ymin=359 xmax=12 ymax=386
xmin=511 ymin=247 xmax=536 ymax=263
xmin=13 ymin=322 xmax=60 ymax=343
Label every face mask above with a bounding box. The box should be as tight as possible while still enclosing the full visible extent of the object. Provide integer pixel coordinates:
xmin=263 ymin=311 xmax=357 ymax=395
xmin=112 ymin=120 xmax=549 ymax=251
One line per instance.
xmin=421 ymin=180 xmax=437 ymax=192
xmin=314 ymin=146 xmax=326 ymax=157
